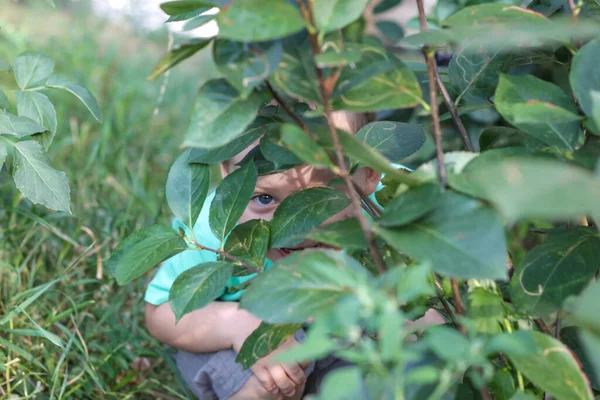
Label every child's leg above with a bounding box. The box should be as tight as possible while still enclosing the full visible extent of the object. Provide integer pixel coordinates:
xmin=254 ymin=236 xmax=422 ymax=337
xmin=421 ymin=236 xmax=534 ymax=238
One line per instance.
xmin=175 ymin=348 xmax=253 ymax=400
xmin=228 ymin=375 xmax=305 ymax=400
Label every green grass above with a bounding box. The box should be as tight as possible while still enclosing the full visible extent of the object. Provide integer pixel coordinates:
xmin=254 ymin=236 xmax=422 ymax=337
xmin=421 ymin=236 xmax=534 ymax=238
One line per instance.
xmin=0 ymin=3 xmax=217 ymax=398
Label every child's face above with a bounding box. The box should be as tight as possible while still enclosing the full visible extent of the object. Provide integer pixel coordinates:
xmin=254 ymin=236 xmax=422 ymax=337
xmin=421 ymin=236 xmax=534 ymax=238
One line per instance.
xmin=220 ymin=143 xmax=381 ymax=262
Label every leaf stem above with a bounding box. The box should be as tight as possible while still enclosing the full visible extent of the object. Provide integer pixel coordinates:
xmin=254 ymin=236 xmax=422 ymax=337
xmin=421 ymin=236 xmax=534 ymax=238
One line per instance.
xmin=186 ymin=236 xmax=261 ymax=275
xmin=433 ymin=63 xmax=474 ymax=152
xmin=353 ymin=181 xmax=383 ymax=218
xmin=265 ymin=80 xmax=318 ymax=142
xmin=450 ymin=278 xmax=465 ymax=316
xmin=533 ymin=318 xmax=551 ymax=335
xmin=434 ymin=276 xmax=460 ymax=329
xmin=302 ymin=0 xmax=386 ymax=275
xmin=416 ymin=0 xmax=447 ymax=188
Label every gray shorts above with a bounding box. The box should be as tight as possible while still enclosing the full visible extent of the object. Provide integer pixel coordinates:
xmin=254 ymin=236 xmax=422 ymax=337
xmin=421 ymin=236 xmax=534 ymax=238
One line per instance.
xmin=175 ymin=330 xmax=349 ymax=399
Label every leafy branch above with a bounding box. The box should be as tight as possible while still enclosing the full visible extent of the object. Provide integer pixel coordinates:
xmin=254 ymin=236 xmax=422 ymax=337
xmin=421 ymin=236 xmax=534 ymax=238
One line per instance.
xmin=299 ymin=0 xmax=386 ymax=274
xmin=186 ymin=236 xmax=262 ymax=275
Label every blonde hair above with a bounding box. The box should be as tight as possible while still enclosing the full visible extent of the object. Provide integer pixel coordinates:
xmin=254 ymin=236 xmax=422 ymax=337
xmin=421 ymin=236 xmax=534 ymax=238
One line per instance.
xmin=330 ymin=110 xmax=376 ymax=134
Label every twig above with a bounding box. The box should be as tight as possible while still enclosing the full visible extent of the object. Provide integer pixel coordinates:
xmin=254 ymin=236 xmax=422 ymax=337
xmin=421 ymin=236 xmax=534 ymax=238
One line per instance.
xmin=567 ymin=0 xmax=579 ymax=22
xmin=534 ymin=318 xmax=551 ymax=334
xmin=353 ymin=181 xmax=384 ymax=218
xmin=451 ymin=279 xmax=466 ymax=316
xmin=416 ymin=0 xmax=447 ymax=187
xmin=433 ymin=63 xmax=474 ymax=152
xmin=434 ymin=277 xmax=460 ymax=329
xmin=187 ymin=237 xmax=261 ymax=274
xmin=302 ymin=0 xmax=386 ymax=274
xmin=265 ymin=81 xmax=318 ymax=141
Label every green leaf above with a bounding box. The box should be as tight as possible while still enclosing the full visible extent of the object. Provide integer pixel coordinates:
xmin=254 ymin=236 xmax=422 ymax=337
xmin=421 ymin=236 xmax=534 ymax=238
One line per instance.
xmin=209 ymin=160 xmax=258 ymax=243
xmin=109 ymin=225 xmax=187 ymax=285
xmin=356 ymin=121 xmax=425 ymax=163
xmin=169 ymin=261 xmax=233 ymax=321
xmin=15 ymin=91 xmax=57 ymax=149
xmin=259 ymin=125 xmax=303 ymax=167
xmin=0 ymin=89 xmax=9 ymax=110
xmin=374 ymin=0 xmax=403 ymax=13
xmin=148 ymin=39 xmax=212 ymax=81
xmin=7 ymin=139 xmax=70 ymax=213
xmin=269 ymin=187 xmax=351 ymax=248
xmin=240 ymin=249 xmax=369 ymax=323
xmin=13 ymin=52 xmax=55 ymax=90
xmin=214 ymin=39 xmax=282 ymax=99
xmin=490 ymin=369 xmax=516 ymax=400
xmin=280 ymin=123 xmax=335 ymax=169
xmin=271 ymin=36 xmax=321 ymax=103
xmin=331 ymin=44 xmax=423 ymax=111
xmin=306 ymin=218 xmax=367 ymax=250
xmin=494 ymin=74 xmax=583 ymax=151
xmin=589 ymin=91 xmax=600 ymax=135
xmin=235 ymin=322 xmax=303 ymax=369
xmin=216 ymin=0 xmax=305 ymax=42
xmin=571 ymin=38 xmax=600 ymax=123
xmin=46 ymin=74 xmax=102 ymax=121
xmin=318 ymin=128 xmax=418 ymax=185
xmin=455 ymin=156 xmax=600 ymax=221
xmin=568 ymin=279 xmax=600 ymax=336
xmin=0 ymin=56 xmax=10 ymax=71
xmin=443 ymin=3 xmax=548 ymax=27
xmin=0 ymin=141 xmax=6 ymax=170
xmin=391 ymin=263 xmax=435 ymax=303
xmin=183 ymin=79 xmax=265 ymax=149
xmin=223 ymin=219 xmax=270 ymax=276
xmin=376 ymin=191 xmax=508 ymax=280
xmin=448 ymin=40 xmax=511 ymax=102
xmin=506 ymin=331 xmax=593 ymax=400
xmin=379 ymin=183 xmax=442 ymax=227
xmin=185 ymin=116 xmax=272 ymax=163
xmin=183 ymin=12 xmax=217 ymax=30
xmin=0 ymin=111 xmax=46 ymax=137
xmin=166 ymin=152 xmax=211 ymax=233
xmin=561 ymin=327 xmax=600 ymax=391
xmin=425 ymin=325 xmax=470 ymax=361
xmin=509 ymin=391 xmax=539 ymax=400
xmin=468 ymin=288 xmax=505 ymax=334
xmin=315 ymin=367 xmax=364 ymax=400
xmin=376 ymin=20 xmax=404 ymax=43
xmin=479 ymin=127 xmax=525 ymax=151
xmin=484 ymin=331 xmax=536 ymax=357
xmin=510 ymin=229 xmax=600 ymax=316
xmin=313 ymin=0 xmax=370 ymax=33
xmin=160 ymin=0 xmax=216 ymax=22
xmin=315 ymin=49 xmax=362 ymax=68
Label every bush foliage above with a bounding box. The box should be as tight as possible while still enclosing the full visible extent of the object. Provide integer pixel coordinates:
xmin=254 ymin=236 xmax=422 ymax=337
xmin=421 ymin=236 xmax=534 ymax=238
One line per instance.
xmin=6 ymin=0 xmax=600 ymax=398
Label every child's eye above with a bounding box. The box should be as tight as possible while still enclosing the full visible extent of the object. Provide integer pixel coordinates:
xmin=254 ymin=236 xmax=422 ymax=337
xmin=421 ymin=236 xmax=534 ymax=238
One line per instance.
xmin=252 ymin=194 xmax=275 ymax=206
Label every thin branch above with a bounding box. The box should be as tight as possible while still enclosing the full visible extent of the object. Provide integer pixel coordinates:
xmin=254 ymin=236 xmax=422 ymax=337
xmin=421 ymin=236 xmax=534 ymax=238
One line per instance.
xmin=450 ymin=279 xmax=465 ymax=315
xmin=567 ymin=0 xmax=579 ymax=22
xmin=302 ymin=1 xmax=386 ymax=274
xmin=534 ymin=318 xmax=551 ymax=335
xmin=417 ymin=0 xmax=447 ymax=187
xmin=265 ymin=81 xmax=318 ymax=141
xmin=433 ymin=63 xmax=474 ymax=152
xmin=434 ymin=277 xmax=460 ymax=329
xmin=187 ymin=237 xmax=261 ymax=275
xmin=353 ymin=181 xmax=384 ymax=218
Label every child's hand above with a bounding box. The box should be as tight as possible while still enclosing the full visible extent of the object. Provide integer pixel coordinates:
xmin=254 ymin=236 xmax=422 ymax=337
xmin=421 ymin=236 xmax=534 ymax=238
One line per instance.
xmin=231 ymin=311 xmax=308 ymax=397
xmin=248 ymin=337 xmax=309 ymax=398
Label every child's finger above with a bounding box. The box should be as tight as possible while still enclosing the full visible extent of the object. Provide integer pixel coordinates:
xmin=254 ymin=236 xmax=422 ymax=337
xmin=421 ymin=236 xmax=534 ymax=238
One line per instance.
xmin=253 ymin=366 xmax=279 ymax=395
xmin=281 ymin=362 xmax=306 ymax=386
xmin=269 ymin=365 xmax=297 ymax=397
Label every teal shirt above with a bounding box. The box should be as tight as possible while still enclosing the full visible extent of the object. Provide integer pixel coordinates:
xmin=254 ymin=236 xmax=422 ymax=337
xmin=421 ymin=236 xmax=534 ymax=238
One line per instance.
xmin=145 ymin=191 xmax=262 ymax=305
xmin=143 ymin=173 xmax=404 ymax=306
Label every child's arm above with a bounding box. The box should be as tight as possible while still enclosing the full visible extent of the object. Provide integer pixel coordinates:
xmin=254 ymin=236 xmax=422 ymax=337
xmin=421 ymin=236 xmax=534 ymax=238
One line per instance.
xmin=145 ymin=301 xmax=260 ymax=353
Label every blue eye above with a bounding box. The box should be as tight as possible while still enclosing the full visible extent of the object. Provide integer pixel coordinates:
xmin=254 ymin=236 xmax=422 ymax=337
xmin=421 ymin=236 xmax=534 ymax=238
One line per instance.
xmin=253 ymin=194 xmax=275 ymax=206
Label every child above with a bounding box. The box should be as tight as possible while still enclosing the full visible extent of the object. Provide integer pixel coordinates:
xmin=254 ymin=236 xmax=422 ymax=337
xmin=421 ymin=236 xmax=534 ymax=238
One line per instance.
xmin=144 ymin=110 xmax=383 ymax=400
